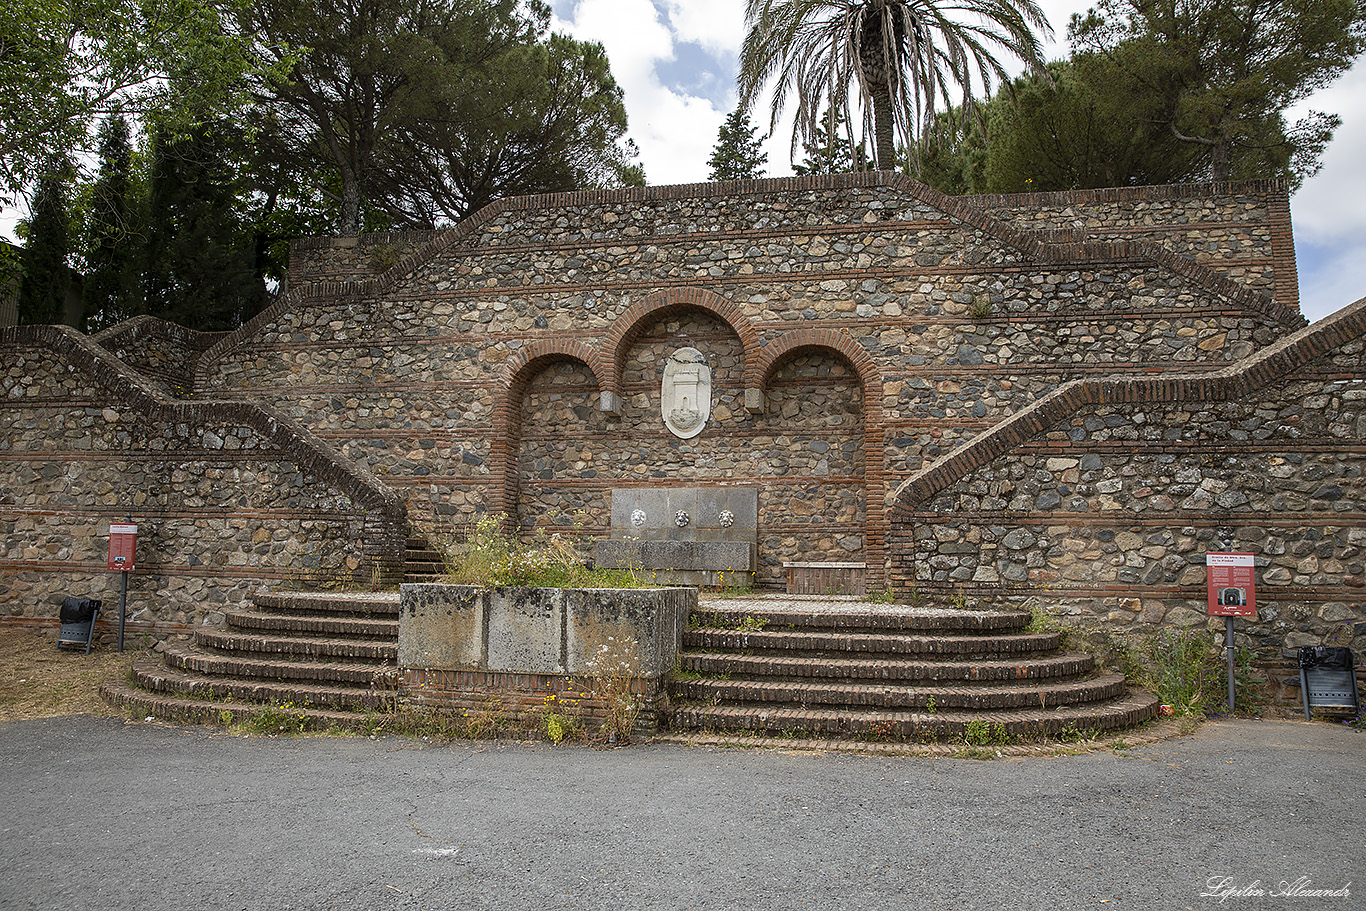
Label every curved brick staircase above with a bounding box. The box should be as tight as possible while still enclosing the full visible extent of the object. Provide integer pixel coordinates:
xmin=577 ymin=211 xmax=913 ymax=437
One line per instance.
xmin=101 ymin=591 xmax=401 ymax=730
xmin=667 ymin=598 xmax=1160 ymax=740
xmin=103 ymin=591 xmax=1159 ymax=741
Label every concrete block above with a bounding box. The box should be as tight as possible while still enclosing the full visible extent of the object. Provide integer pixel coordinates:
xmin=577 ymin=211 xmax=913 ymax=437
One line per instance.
xmin=397 ymin=583 xmax=484 ymax=670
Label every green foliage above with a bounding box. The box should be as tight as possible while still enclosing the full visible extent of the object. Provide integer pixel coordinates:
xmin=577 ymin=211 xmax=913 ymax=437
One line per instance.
xmin=0 ymin=0 xmax=292 ymax=203
xmin=247 ymin=700 xmax=309 ymax=734
xmin=82 ymin=115 xmax=145 ymax=330
xmin=963 ymin=718 xmax=1012 ymax=746
xmin=541 ymin=694 xmax=582 ymax=744
xmin=143 ymin=121 xmax=264 ymax=331
xmin=242 ymin=0 xmax=642 ymax=233
xmin=791 ymin=107 xmax=869 ymax=175
xmin=708 ymin=107 xmax=768 ymax=181
xmin=438 ymin=514 xmax=644 ymax=589
xmin=738 ymin=0 xmax=1052 ymax=171
xmin=1069 ymin=0 xmax=1366 ymax=186
xmin=17 ymin=170 xmax=72 ymax=325
xmin=1138 ymin=628 xmax=1263 ymax=717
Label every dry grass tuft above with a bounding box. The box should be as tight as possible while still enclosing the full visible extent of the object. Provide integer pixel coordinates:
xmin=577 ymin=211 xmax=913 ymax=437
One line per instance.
xmin=0 ymin=626 xmax=146 ymax=722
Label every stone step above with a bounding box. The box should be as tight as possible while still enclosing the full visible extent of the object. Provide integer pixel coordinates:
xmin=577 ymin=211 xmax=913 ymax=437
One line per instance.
xmin=671 ymin=673 xmax=1131 ymax=711
xmin=682 ymin=628 xmax=1060 ymax=658
xmin=100 ymin=681 xmax=376 ymax=732
xmin=224 ymin=609 xmax=398 ymax=639
xmin=164 ymin=642 xmax=393 ymax=686
xmin=670 ymin=691 xmax=1161 ymax=740
xmin=195 ymin=629 xmax=397 ymax=661
xmin=249 ymin=591 xmax=400 ymax=617
xmin=678 ymin=650 xmax=1096 ymax=683
xmin=130 ymin=658 xmax=389 ymax=711
xmin=693 ymin=602 xmax=1032 ymax=633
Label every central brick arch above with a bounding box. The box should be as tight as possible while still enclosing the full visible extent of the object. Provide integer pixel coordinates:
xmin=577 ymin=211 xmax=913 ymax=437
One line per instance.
xmin=757 ymin=328 xmax=890 ymax=589
xmin=602 ymin=289 xmax=763 ymax=406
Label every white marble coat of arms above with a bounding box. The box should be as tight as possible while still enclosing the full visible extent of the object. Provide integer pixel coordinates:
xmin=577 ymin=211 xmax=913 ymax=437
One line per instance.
xmin=661 ymin=346 xmax=711 ymax=439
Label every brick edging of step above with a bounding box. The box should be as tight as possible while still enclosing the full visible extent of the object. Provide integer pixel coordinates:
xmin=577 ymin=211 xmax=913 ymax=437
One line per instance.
xmin=99 ymin=681 xmax=378 ymax=732
xmin=131 ymin=658 xmax=387 ymax=711
xmin=650 ymin=715 xmax=1190 ymax=757
xmin=670 ymin=673 xmax=1130 ymax=710
xmin=682 ymin=628 xmax=1061 ymax=656
xmin=669 ymin=691 xmax=1162 ymax=739
xmin=195 ymin=629 xmax=397 ymax=661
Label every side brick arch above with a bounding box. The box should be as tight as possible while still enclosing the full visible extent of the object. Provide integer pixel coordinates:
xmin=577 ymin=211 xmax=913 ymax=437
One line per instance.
xmin=602 ymin=288 xmax=763 ymax=402
xmin=756 ymin=327 xmax=890 ymax=590
xmin=490 ymin=340 xmax=604 ymax=523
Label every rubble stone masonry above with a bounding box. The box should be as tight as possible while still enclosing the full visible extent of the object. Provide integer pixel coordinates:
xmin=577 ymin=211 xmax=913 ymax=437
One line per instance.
xmin=4 ymin=173 xmax=1359 ymax=701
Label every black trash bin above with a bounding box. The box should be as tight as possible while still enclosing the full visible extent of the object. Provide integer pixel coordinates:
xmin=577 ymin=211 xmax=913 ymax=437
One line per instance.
xmin=1297 ymin=646 xmax=1359 ymax=720
xmin=56 ymin=597 xmax=102 ymax=655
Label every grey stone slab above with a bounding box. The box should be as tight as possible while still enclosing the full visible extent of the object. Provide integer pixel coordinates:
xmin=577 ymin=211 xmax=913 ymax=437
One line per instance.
xmin=697 ymin=488 xmax=758 ymax=530
xmin=485 ymin=587 xmax=564 ymax=674
xmin=595 ymin=540 xmax=755 ymax=572
xmin=564 ymin=587 xmax=694 ymax=677
xmin=397 ymin=583 xmax=484 ymax=670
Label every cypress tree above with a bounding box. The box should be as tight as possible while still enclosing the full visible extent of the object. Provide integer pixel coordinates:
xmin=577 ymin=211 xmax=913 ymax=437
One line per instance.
xmin=17 ymin=169 xmax=72 ymax=325
xmin=84 ymin=115 xmax=144 ymax=330
xmin=144 ymin=122 xmax=263 ymax=331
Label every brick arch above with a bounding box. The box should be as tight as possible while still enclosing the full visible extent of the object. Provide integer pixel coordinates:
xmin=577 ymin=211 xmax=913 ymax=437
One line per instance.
xmin=602 ymin=288 xmax=763 ymax=400
xmin=490 ymin=340 xmax=603 ymax=523
xmin=756 ymin=329 xmax=883 ymax=408
xmin=756 ymin=328 xmax=890 ymax=590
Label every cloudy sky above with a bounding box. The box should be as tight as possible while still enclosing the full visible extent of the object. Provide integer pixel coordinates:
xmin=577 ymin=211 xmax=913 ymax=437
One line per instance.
xmin=549 ymin=0 xmax=1366 ymax=324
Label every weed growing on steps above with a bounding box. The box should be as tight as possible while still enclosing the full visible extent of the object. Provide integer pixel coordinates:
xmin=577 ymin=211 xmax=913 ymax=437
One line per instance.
xmin=863 ymin=587 xmax=896 ymax=604
xmin=432 ymin=513 xmax=646 ymax=589
xmin=1139 ymin=628 xmax=1264 ymax=717
xmin=586 ymin=636 xmax=642 ymax=745
xmin=246 ymin=701 xmax=309 ymax=735
xmin=963 ymin=718 xmax=1012 ymax=746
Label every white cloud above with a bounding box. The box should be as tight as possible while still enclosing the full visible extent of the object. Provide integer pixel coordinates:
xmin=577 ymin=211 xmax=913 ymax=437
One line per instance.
xmin=661 ymin=0 xmax=746 ymax=56
xmin=1299 ymin=242 xmax=1366 ymax=323
xmin=553 ymin=0 xmax=727 ymax=185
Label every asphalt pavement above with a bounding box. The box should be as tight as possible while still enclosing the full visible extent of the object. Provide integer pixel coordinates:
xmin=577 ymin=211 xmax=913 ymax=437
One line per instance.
xmin=0 ymin=715 xmax=1360 ymax=911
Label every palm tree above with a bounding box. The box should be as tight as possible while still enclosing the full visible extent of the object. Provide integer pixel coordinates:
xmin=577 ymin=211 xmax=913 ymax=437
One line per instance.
xmin=739 ymin=0 xmax=1052 ymax=172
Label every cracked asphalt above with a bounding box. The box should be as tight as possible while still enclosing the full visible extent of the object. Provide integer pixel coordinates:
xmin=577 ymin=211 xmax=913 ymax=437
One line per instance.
xmin=0 ymin=715 xmax=1360 ymax=910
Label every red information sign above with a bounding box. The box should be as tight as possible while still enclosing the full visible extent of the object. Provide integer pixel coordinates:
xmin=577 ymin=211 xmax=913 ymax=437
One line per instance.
xmin=1206 ymin=552 xmax=1256 ymax=618
xmin=108 ymin=523 xmax=137 ymax=572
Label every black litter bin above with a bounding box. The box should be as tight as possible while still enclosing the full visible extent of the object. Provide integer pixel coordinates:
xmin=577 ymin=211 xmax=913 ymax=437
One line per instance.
xmin=1297 ymin=646 xmax=1359 ymax=720
xmin=56 ymin=597 xmax=101 ymax=654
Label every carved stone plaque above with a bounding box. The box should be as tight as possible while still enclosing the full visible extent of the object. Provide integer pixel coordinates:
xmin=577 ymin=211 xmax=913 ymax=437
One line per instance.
xmin=662 ymin=346 xmax=710 ymax=439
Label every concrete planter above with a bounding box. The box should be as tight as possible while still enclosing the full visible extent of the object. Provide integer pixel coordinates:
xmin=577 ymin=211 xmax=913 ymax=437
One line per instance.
xmin=398 ymin=583 xmax=695 ymax=678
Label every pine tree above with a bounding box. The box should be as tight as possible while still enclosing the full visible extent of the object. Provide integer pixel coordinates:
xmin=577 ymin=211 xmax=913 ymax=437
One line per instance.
xmin=144 ymin=122 xmax=263 ymax=331
xmin=84 ymin=115 xmax=144 ymax=330
xmin=17 ymin=169 xmax=71 ymax=325
xmin=792 ymin=108 xmax=869 ymax=175
xmin=707 ymin=108 xmax=767 ymax=181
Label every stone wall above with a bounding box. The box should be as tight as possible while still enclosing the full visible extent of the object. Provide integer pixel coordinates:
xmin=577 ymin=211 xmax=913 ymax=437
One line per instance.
xmin=288 ymin=230 xmax=443 ymax=290
xmin=93 ymin=316 xmax=229 ymax=396
xmin=889 ymin=296 xmax=1366 ymax=694
xmin=965 ymin=180 xmax=1299 ymax=311
xmin=193 ymin=175 xmax=1304 ymax=593
xmin=0 ymin=326 xmax=407 ymax=636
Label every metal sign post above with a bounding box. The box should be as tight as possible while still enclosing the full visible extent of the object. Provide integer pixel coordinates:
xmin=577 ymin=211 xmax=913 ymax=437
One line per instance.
xmin=1206 ymin=552 xmax=1257 ymax=714
xmin=107 ymin=519 xmax=137 ymax=653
